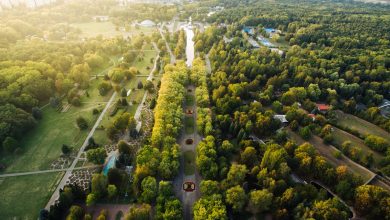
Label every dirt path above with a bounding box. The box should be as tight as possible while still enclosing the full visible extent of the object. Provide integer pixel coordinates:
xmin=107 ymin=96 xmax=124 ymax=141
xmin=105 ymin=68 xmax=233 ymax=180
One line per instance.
xmin=173 ymin=85 xmax=201 ymax=220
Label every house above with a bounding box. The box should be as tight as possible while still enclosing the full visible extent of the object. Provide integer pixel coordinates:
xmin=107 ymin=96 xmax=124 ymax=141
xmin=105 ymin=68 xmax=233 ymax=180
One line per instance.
xmin=139 ymin=20 xmax=156 ymax=27
xmin=93 ymin=16 xmax=109 ymax=22
xmin=308 ymin=114 xmax=316 ymax=121
xmin=316 ymin=104 xmax=331 ymax=113
xmin=274 ymin=115 xmax=288 ymax=124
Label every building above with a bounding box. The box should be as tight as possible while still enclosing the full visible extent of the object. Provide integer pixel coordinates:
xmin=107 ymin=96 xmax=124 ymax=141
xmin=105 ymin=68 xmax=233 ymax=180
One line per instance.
xmin=316 ymin=104 xmax=331 ymax=113
xmin=274 ymin=115 xmax=288 ymax=124
xmin=93 ymin=16 xmax=109 ymax=22
xmin=139 ymin=20 xmax=156 ymax=27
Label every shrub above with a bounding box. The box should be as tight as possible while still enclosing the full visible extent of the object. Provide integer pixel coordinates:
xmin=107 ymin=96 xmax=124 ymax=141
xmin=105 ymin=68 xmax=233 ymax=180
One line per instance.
xmin=365 ymin=135 xmax=389 ymax=153
xmin=76 ymin=116 xmax=88 ymax=130
xmin=71 ymin=97 xmax=81 ymax=106
xmin=62 ymin=144 xmax=72 ymax=155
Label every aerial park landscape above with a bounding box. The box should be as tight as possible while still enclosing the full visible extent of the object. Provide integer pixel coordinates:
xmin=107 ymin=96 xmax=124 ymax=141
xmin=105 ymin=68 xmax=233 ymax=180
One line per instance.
xmin=0 ymin=0 xmax=389 ymax=219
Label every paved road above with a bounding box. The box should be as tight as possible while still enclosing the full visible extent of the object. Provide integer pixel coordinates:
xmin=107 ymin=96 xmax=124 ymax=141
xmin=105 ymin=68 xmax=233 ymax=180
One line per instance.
xmin=0 ymin=165 xmax=101 ymax=178
xmin=159 ymin=24 xmax=176 ymax=64
xmin=45 ymin=91 xmax=117 ymax=209
xmin=173 ymin=85 xmax=202 ymax=220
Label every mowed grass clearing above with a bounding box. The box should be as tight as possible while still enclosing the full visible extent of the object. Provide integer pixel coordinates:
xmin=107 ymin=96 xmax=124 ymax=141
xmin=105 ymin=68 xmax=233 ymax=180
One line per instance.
xmin=0 ymin=78 xmax=112 ymax=173
xmin=71 ymin=22 xmax=156 ymax=39
xmin=71 ymin=22 xmax=125 ymax=38
xmin=183 ymin=150 xmax=195 ymax=175
xmin=334 ymin=110 xmax=390 ymax=142
xmin=331 ymin=126 xmax=384 ymax=166
xmin=132 ymin=50 xmax=158 ymax=75
xmin=286 ymin=128 xmax=374 ymax=182
xmin=0 ymin=172 xmax=63 ymax=220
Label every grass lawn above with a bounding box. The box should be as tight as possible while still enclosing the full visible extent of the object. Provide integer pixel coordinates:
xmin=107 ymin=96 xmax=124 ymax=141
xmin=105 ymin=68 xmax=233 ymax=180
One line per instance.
xmin=100 ymin=77 xmax=148 ymax=128
xmin=183 ymin=151 xmax=195 ymax=175
xmin=132 ymin=50 xmax=158 ymax=75
xmin=71 ymin=22 xmax=126 ymax=38
xmin=331 ymin=126 xmax=384 ymax=166
xmin=334 ymin=110 xmax=390 ymax=142
xmin=0 ymin=78 xmax=112 ymax=173
xmin=0 ymin=172 xmax=63 ymax=219
xmin=186 ymin=94 xmax=194 ymax=106
xmin=286 ymin=128 xmax=374 ymax=182
xmin=184 ymin=116 xmax=195 ymax=134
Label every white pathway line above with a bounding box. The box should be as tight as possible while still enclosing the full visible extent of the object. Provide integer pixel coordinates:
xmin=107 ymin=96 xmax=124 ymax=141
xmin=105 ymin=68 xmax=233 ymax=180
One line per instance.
xmin=45 ymin=91 xmax=117 ymax=209
xmin=0 ymin=165 xmax=101 ymax=178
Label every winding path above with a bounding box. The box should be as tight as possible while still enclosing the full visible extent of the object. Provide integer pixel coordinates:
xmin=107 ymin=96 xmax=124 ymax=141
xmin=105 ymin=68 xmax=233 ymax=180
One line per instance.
xmin=45 ymin=91 xmax=117 ymax=209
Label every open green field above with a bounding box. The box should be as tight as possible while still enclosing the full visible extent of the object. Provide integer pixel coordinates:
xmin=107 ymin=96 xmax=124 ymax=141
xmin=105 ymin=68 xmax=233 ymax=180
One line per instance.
xmin=183 ymin=151 xmax=195 ymax=175
xmin=286 ymin=128 xmax=374 ymax=182
xmin=100 ymin=77 xmax=148 ymax=128
xmin=186 ymin=94 xmax=195 ymax=106
xmin=132 ymin=50 xmax=158 ymax=75
xmin=70 ymin=22 xmax=156 ymax=39
xmin=0 ymin=79 xmax=111 ymax=173
xmin=334 ymin=110 xmax=390 ymax=142
xmin=0 ymin=172 xmax=63 ymax=220
xmin=184 ymin=116 xmax=195 ymax=134
xmin=332 ymin=126 xmax=384 ymax=166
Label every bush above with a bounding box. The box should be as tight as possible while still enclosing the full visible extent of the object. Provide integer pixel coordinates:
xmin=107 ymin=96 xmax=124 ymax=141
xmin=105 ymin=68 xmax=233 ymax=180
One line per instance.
xmin=364 ymin=135 xmax=389 ymax=153
xmin=62 ymin=144 xmax=72 ymax=155
xmin=92 ymin=108 xmax=99 ymax=115
xmin=137 ymin=81 xmax=143 ymax=89
xmin=76 ymin=116 xmax=88 ymax=130
xmin=299 ymin=126 xmax=312 ymax=140
xmin=71 ymin=97 xmax=81 ymax=106
xmin=32 ymin=107 xmax=43 ymax=119
xmin=3 ymin=137 xmax=18 ymax=153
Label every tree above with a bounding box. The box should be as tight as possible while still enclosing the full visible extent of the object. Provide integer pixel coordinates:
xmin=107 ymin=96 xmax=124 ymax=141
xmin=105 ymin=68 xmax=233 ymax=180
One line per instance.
xmin=97 ymin=210 xmax=108 ymax=220
xmin=108 ymin=168 xmax=124 ymax=188
xmin=137 ymin=81 xmax=144 ymax=89
xmin=226 ymin=185 xmax=247 ymax=212
xmin=32 ymin=107 xmax=42 ymax=119
xmin=98 ymin=81 xmax=112 ymax=96
xmin=248 ymin=189 xmax=273 ymax=214
xmin=241 ymin=147 xmax=257 ymax=167
xmin=364 ymin=135 xmax=389 ymax=153
xmin=66 ymin=205 xmax=84 ymax=220
xmin=62 ymin=144 xmax=71 ymax=155
xmin=299 ymin=126 xmax=312 ymax=140
xmin=87 ymin=148 xmax=107 ymax=165
xmin=118 ymin=140 xmax=131 ymax=155
xmin=226 ymin=164 xmax=248 ymax=187
xmin=193 ymin=195 xmax=227 ymax=220
xmin=354 ymin=185 xmax=389 ymax=219
xmin=86 ymin=193 xmax=97 ymax=206
xmin=107 ymin=184 xmax=117 ymax=200
xmin=76 ymin=116 xmax=88 ymax=130
xmin=144 ymin=80 xmax=154 ymax=92
xmin=2 ymin=136 xmax=18 ymax=153
xmin=163 ymin=199 xmax=183 ymax=220
xmin=125 ymin=204 xmax=151 ymax=220
xmin=200 ymin=180 xmax=220 ymax=196
xmin=140 ymin=176 xmax=157 ymax=203
xmin=91 ymin=173 xmax=108 ymax=199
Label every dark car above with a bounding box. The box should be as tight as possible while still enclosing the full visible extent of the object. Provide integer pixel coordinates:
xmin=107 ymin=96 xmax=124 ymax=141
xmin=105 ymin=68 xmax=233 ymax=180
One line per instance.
xmin=183 ymin=181 xmax=195 ymax=192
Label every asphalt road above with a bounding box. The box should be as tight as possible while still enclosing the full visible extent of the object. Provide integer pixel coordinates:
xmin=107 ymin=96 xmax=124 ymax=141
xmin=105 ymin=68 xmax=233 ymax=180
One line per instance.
xmin=173 ymin=85 xmax=202 ymax=220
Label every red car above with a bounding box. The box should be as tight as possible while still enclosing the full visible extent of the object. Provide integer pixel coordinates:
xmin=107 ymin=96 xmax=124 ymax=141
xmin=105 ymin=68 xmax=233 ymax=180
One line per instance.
xmin=183 ymin=181 xmax=195 ymax=192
